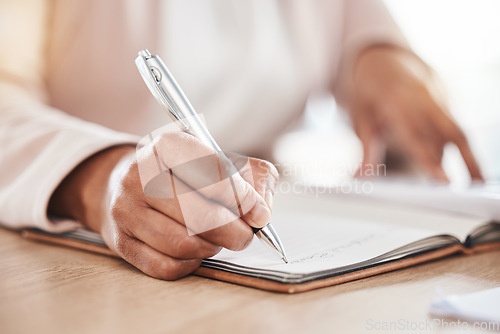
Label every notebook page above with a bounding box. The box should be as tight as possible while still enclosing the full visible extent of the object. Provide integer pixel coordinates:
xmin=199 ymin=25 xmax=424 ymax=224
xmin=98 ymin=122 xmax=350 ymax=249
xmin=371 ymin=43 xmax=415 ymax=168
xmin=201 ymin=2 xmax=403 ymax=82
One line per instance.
xmin=208 ymin=211 xmax=441 ymax=275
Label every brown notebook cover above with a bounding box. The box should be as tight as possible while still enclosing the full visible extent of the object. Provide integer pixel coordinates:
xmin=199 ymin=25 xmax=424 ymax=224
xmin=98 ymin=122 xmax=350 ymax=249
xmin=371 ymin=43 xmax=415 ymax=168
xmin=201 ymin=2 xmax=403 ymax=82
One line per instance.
xmin=21 ymin=228 xmax=500 ymax=294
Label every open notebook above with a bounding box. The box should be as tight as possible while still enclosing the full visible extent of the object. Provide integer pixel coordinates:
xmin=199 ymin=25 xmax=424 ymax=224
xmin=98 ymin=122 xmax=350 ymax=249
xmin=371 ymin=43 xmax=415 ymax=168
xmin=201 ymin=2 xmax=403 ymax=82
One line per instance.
xmin=22 ymin=193 xmax=500 ymax=293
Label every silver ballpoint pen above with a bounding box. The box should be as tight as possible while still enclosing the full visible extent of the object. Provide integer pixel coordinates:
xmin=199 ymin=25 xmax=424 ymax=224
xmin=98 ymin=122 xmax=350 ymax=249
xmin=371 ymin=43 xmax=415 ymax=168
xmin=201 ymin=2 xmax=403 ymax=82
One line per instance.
xmin=135 ymin=49 xmax=288 ymax=264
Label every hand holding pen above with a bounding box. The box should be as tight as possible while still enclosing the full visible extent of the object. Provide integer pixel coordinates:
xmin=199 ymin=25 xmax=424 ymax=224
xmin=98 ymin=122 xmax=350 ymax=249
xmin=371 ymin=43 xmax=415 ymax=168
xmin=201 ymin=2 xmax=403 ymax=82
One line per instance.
xmin=49 ymin=51 xmax=285 ymax=280
xmin=135 ymin=50 xmax=288 ymax=264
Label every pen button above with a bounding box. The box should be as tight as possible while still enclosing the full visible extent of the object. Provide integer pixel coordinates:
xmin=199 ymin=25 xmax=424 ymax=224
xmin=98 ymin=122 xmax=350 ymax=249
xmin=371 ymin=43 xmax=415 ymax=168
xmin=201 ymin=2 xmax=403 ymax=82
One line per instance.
xmin=150 ymin=66 xmax=162 ymax=82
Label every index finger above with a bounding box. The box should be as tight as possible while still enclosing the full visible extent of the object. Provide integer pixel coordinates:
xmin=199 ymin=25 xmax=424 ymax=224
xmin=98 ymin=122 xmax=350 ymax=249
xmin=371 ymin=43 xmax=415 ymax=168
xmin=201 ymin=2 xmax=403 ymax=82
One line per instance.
xmin=452 ymin=131 xmax=484 ymax=181
xmin=228 ymin=153 xmax=279 ymax=208
xmin=424 ymin=100 xmax=484 ymax=181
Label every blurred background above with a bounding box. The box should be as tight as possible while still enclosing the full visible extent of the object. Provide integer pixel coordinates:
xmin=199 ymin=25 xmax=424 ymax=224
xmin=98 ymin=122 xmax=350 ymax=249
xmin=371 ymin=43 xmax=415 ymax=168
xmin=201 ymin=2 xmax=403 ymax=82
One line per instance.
xmin=274 ymin=0 xmax=500 ymax=186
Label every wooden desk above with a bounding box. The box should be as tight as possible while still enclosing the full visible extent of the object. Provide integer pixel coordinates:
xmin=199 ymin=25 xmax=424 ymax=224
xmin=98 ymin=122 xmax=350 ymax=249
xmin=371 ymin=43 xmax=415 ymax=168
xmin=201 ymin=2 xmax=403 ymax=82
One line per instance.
xmin=0 ymin=227 xmax=499 ymax=334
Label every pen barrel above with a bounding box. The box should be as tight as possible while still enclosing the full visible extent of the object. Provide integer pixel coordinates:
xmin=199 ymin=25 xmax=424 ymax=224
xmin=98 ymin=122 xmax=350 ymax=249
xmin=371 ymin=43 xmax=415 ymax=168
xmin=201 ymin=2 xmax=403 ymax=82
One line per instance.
xmin=145 ymin=54 xmax=221 ymax=152
xmin=136 ymin=50 xmax=287 ymax=262
xmin=138 ymin=51 xmax=246 ymax=218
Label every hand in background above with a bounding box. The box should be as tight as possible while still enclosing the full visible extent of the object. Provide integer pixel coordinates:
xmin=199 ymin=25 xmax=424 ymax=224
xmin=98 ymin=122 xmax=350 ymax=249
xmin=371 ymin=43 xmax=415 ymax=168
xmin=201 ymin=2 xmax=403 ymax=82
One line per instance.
xmin=49 ymin=133 xmax=278 ymax=280
xmin=349 ymin=46 xmax=483 ymax=181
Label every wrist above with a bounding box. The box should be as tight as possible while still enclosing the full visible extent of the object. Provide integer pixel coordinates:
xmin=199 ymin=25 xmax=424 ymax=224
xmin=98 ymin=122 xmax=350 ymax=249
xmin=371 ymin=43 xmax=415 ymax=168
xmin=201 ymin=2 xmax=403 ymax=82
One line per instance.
xmin=48 ymin=145 xmax=135 ymax=232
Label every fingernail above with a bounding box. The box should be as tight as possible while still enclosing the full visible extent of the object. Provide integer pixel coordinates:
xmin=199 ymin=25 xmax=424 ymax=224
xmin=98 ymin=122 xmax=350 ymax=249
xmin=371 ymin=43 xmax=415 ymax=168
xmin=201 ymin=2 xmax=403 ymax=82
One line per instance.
xmin=249 ymin=202 xmax=271 ymax=228
xmin=265 ymin=189 xmax=274 ymax=212
xmin=435 ymin=168 xmax=449 ymax=183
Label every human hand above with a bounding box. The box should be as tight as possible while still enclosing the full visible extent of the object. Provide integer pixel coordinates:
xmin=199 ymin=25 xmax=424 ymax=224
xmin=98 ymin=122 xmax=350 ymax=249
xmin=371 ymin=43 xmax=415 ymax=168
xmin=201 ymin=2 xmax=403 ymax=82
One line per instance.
xmin=349 ymin=46 xmax=483 ymax=181
xmin=49 ymin=132 xmax=278 ymax=280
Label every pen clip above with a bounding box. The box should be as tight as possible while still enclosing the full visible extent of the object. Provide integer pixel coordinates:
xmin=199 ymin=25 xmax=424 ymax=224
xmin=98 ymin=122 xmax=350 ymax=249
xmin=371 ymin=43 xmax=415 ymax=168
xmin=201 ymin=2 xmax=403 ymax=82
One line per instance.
xmin=135 ymin=49 xmax=190 ymax=131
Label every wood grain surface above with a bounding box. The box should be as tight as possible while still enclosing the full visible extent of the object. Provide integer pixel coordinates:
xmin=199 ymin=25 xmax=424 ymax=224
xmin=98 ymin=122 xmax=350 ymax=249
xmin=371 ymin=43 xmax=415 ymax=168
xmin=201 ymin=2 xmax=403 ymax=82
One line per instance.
xmin=1 ymin=227 xmax=499 ymax=334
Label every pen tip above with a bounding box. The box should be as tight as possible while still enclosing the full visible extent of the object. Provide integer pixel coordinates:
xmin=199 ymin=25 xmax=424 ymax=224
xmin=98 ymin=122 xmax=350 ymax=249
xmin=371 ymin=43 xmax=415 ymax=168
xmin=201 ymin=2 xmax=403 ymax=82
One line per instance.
xmin=282 ymin=256 xmax=289 ymax=264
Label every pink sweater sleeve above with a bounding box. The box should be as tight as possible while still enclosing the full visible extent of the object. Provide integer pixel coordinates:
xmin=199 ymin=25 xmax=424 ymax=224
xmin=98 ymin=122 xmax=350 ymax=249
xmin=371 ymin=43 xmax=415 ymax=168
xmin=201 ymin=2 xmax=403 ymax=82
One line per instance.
xmin=0 ymin=1 xmax=137 ymax=232
xmin=331 ymin=0 xmax=410 ymax=107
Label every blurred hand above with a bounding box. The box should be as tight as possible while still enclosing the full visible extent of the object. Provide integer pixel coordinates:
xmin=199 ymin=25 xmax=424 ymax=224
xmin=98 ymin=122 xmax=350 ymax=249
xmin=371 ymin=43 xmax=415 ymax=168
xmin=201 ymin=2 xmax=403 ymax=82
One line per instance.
xmin=349 ymin=46 xmax=483 ymax=181
xmin=49 ymin=132 xmax=278 ymax=280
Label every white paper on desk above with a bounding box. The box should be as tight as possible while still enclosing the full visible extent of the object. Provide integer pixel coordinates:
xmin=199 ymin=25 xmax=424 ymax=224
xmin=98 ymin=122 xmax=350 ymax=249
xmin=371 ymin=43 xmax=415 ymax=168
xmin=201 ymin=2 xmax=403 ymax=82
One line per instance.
xmin=429 ymin=287 xmax=500 ymax=322
xmin=365 ymin=179 xmax=500 ymax=221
